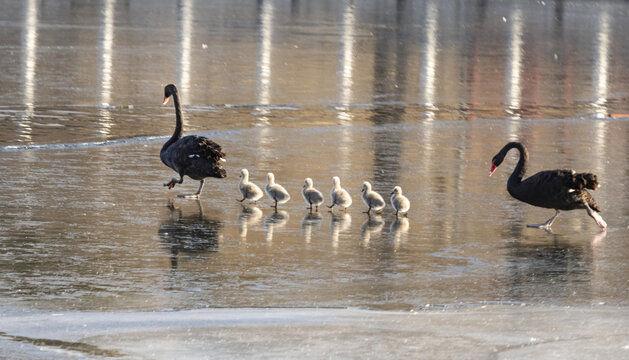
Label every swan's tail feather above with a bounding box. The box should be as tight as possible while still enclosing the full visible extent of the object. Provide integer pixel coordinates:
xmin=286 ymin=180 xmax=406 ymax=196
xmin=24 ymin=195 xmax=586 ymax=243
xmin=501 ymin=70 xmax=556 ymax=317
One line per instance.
xmin=573 ymin=172 xmax=599 ymax=191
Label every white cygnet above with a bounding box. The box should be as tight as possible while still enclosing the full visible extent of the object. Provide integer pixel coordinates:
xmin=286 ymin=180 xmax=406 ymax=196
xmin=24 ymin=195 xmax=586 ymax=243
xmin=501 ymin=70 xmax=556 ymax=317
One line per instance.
xmin=302 ymin=178 xmax=324 ymax=211
xmin=390 ymin=186 xmax=410 ymax=217
xmin=360 ymin=181 xmax=386 ymax=215
xmin=238 ymin=169 xmax=263 ymax=203
xmin=328 ymin=176 xmax=352 ymax=211
xmin=265 ymin=172 xmax=290 ymax=210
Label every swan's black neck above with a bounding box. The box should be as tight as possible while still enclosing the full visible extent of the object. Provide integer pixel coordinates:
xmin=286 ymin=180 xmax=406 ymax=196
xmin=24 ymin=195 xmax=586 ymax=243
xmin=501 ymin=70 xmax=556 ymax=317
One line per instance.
xmin=501 ymin=142 xmax=528 ymax=185
xmin=162 ymin=90 xmax=183 ymax=153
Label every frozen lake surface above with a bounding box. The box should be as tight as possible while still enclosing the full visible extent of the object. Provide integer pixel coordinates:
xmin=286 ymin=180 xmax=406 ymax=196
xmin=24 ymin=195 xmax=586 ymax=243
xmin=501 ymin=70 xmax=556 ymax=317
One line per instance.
xmin=1 ymin=0 xmax=629 ymax=358
xmin=2 ymin=306 xmax=629 ymax=359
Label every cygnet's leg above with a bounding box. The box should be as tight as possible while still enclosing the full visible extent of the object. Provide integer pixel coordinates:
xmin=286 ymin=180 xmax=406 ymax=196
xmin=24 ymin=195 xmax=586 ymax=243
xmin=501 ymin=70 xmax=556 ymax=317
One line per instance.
xmin=164 ymin=176 xmax=184 ymax=189
xmin=178 ymin=179 xmax=204 ymax=199
xmin=363 ymin=206 xmax=372 ymax=215
xmin=527 ymin=210 xmax=560 ymax=230
xmin=583 ymin=202 xmax=607 ymax=230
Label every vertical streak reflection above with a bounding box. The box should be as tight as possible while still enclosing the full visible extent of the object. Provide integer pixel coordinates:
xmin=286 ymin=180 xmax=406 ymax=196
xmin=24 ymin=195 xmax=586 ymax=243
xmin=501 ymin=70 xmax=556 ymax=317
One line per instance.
xmin=98 ymin=0 xmax=115 ymax=136
xmin=591 ymin=9 xmax=611 ymax=171
xmin=254 ymin=0 xmax=274 ymax=169
xmin=178 ymin=0 xmax=194 ymax=104
xmin=256 ymin=0 xmax=274 ymax=124
xmin=19 ymin=0 xmax=39 ymax=142
xmin=505 ymin=7 xmax=523 ymax=120
xmin=419 ymin=0 xmax=438 ymax=159
xmin=335 ymin=0 xmax=356 ymax=175
xmin=337 ymin=0 xmax=355 ymax=124
xmin=419 ymin=0 xmax=439 ymax=112
xmin=592 ymin=10 xmax=610 ymax=118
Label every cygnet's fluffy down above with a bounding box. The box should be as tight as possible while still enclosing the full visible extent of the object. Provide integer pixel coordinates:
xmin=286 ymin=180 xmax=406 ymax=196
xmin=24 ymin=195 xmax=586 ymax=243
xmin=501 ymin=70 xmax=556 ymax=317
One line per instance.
xmin=390 ymin=186 xmax=410 ymax=216
xmin=328 ymin=176 xmax=352 ymax=211
xmin=360 ymin=181 xmax=386 ymax=214
xmin=238 ymin=169 xmax=263 ymax=203
xmin=265 ymin=172 xmax=290 ymax=210
xmin=302 ymin=178 xmax=324 ymax=211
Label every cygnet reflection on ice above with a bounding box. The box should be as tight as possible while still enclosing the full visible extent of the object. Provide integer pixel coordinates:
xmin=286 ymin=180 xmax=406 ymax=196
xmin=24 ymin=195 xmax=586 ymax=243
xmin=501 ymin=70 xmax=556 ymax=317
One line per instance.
xmin=330 ymin=212 xmax=352 ymax=248
xmin=360 ymin=215 xmax=385 ymax=246
xmin=301 ymin=212 xmax=323 ymax=244
xmin=264 ymin=210 xmax=289 ymax=243
xmin=237 ymin=204 xmax=263 ymax=242
xmin=390 ymin=217 xmax=410 ymax=249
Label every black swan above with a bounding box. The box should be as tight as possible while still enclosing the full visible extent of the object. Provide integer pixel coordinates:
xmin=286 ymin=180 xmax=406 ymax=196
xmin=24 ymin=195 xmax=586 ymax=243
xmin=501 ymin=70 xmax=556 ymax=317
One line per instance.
xmin=161 ymin=84 xmax=226 ymax=198
xmin=490 ymin=142 xmax=606 ymax=230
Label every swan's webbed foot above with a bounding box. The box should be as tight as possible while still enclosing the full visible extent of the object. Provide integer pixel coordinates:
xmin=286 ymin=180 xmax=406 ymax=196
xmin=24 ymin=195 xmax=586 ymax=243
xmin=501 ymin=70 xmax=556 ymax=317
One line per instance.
xmin=164 ymin=178 xmax=183 ymax=190
xmin=178 ymin=193 xmax=200 ymax=199
xmin=177 ymin=180 xmax=204 ymax=199
xmin=164 ymin=177 xmax=183 ymax=189
xmin=582 ymin=202 xmax=607 ymax=230
xmin=527 ymin=210 xmax=560 ymax=230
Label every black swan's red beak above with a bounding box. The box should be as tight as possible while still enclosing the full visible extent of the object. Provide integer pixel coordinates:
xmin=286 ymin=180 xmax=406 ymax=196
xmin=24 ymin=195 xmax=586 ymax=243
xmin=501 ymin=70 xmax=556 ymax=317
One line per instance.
xmin=489 ymin=162 xmax=497 ymax=176
xmin=162 ymin=96 xmax=170 ymax=105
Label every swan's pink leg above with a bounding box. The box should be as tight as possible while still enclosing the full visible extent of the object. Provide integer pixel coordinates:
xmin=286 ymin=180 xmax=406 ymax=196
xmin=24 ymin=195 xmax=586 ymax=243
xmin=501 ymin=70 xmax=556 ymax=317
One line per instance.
xmin=527 ymin=210 xmax=560 ymax=230
xmin=584 ymin=203 xmax=607 ymax=230
xmin=178 ymin=180 xmax=204 ymax=199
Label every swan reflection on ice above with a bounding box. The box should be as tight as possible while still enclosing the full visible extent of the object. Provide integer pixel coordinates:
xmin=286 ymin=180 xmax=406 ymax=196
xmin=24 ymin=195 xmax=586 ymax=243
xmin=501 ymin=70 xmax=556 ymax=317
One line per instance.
xmin=158 ymin=201 xmax=223 ymax=269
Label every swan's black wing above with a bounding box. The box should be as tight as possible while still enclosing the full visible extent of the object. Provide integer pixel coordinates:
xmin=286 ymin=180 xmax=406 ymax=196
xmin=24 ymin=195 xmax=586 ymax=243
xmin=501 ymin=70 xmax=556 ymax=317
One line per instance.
xmin=164 ymin=135 xmax=226 ymax=179
xmin=509 ymin=169 xmax=600 ymax=211
xmin=184 ymin=135 xmax=225 ymax=162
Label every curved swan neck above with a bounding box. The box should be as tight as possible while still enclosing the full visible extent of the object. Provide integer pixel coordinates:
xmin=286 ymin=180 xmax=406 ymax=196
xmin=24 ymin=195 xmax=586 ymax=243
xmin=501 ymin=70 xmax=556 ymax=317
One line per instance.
xmin=505 ymin=142 xmax=528 ymax=184
xmin=162 ymin=90 xmax=183 ymax=152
